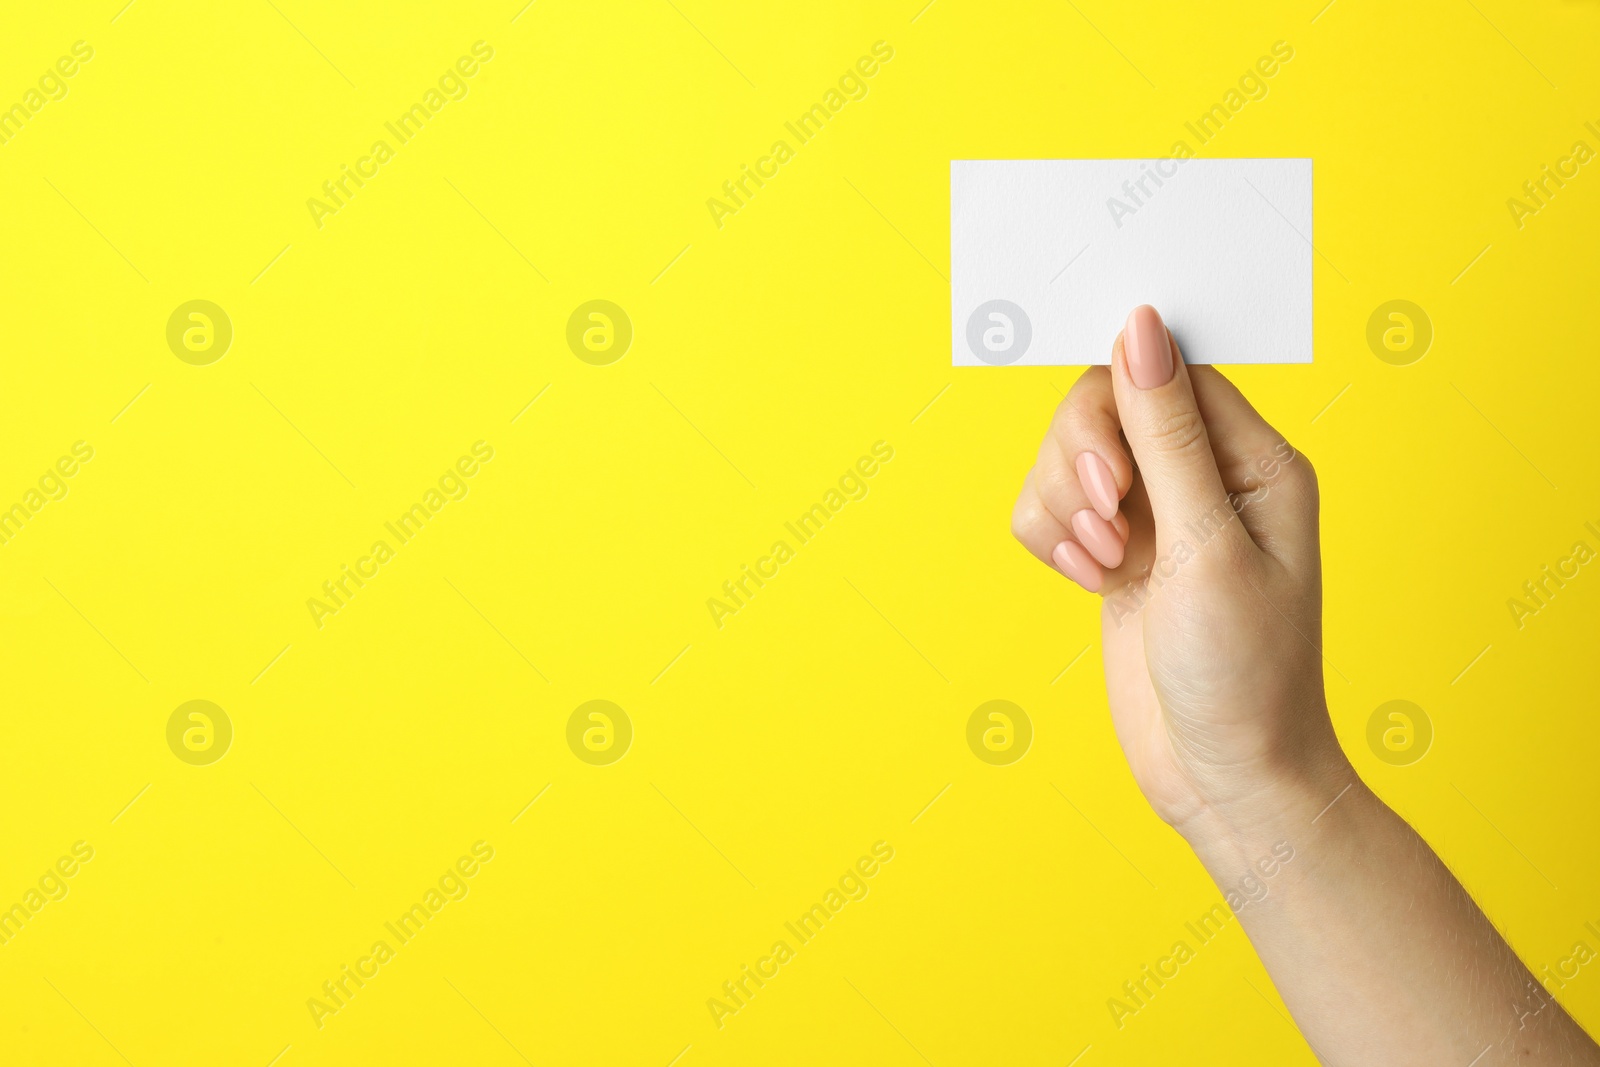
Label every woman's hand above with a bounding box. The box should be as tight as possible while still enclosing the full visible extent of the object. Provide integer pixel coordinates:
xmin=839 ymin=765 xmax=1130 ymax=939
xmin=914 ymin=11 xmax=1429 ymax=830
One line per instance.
xmin=1011 ymin=309 xmax=1600 ymax=1066
xmin=1011 ymin=304 xmax=1348 ymax=837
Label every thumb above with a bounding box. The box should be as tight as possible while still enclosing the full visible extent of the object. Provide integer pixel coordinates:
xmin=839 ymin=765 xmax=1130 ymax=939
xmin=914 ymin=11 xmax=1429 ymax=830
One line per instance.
xmin=1110 ymin=305 xmax=1246 ymax=553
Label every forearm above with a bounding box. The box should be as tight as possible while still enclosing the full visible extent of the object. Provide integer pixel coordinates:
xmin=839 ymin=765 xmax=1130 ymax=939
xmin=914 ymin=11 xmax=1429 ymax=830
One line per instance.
xmin=1180 ymin=753 xmax=1600 ymax=1065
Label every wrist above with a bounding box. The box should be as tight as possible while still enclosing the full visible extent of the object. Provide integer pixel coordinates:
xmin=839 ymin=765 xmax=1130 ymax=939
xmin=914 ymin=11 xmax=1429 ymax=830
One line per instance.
xmin=1171 ymin=744 xmax=1362 ymax=861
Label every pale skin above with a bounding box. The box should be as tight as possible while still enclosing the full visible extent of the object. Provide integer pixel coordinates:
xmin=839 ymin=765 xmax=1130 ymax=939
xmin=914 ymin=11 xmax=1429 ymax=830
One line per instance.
xmin=1012 ymin=304 xmax=1600 ymax=1064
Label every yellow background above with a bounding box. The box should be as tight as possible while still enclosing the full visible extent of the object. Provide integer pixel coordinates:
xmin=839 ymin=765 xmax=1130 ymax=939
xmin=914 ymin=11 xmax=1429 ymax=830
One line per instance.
xmin=3 ymin=0 xmax=1598 ymax=1063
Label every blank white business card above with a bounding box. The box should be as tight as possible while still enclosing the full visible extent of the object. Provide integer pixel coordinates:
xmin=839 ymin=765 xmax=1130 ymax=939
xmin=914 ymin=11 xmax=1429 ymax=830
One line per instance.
xmin=951 ymin=158 xmax=1313 ymax=366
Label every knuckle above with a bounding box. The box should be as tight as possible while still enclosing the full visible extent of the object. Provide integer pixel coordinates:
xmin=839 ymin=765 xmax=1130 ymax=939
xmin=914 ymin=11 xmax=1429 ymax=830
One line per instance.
xmin=1034 ymin=455 xmax=1077 ymax=508
xmin=1055 ymin=397 xmax=1087 ymax=437
xmin=1295 ymin=458 xmax=1319 ymax=499
xmin=1052 ymin=400 xmax=1095 ymax=451
xmin=1054 ymin=367 xmax=1114 ymax=433
xmin=1011 ymin=484 xmax=1046 ymax=544
xmin=1145 ymin=407 xmax=1208 ymax=456
xmin=1278 ymin=444 xmax=1319 ymax=498
xmin=1071 ymin=364 xmax=1112 ymax=401
xmin=1061 ymin=364 xmax=1110 ymax=403
xmin=1010 ymin=504 xmax=1030 ymax=544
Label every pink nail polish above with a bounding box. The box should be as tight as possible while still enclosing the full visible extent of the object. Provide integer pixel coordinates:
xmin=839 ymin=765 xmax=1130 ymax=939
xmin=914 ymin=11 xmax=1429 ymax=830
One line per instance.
xmin=1124 ymin=305 xmax=1173 ymax=389
xmin=1076 ymin=452 xmax=1120 ymax=521
xmin=1052 ymin=540 xmax=1103 ymax=592
xmin=1112 ymin=511 xmax=1129 ymax=542
xmin=1071 ymin=509 xmax=1125 ymax=569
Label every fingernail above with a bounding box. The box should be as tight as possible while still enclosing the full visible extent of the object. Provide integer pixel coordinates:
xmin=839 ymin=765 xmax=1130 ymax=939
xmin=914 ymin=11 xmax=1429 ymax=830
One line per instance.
xmin=1071 ymin=509 xmax=1125 ymax=569
xmin=1076 ymin=452 xmax=1119 ymax=521
xmin=1052 ymin=540 xmax=1103 ymax=592
xmin=1112 ymin=511 xmax=1129 ymax=542
xmin=1124 ymin=305 xmax=1173 ymax=389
